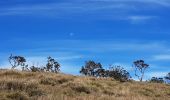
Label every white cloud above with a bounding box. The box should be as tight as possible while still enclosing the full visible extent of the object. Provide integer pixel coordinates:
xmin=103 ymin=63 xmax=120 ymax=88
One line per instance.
xmin=16 ymin=40 xmax=169 ymax=53
xmin=70 ymin=40 xmax=168 ymax=53
xmin=92 ymin=0 xmax=170 ymax=6
xmin=26 ymin=55 xmax=83 ymax=63
xmin=57 ymin=55 xmax=83 ymax=60
xmin=152 ymin=54 xmax=170 ymax=60
xmin=145 ymin=71 xmax=167 ymax=78
xmin=127 ymin=15 xmax=156 ymax=24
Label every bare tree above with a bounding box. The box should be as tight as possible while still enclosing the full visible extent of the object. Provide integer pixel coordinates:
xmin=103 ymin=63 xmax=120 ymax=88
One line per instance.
xmin=8 ymin=54 xmax=26 ymax=69
xmin=133 ymin=60 xmax=149 ymax=82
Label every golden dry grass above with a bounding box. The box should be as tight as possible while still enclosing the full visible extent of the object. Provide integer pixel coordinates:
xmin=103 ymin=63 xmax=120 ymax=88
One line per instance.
xmin=0 ymin=70 xmax=170 ymax=100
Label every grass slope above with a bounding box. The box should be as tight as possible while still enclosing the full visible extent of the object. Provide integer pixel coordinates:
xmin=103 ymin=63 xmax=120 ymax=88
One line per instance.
xmin=0 ymin=70 xmax=170 ymax=100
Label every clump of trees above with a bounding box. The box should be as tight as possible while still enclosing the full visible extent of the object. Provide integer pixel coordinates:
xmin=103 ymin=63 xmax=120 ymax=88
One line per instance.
xmin=80 ymin=60 xmax=131 ymax=82
xmin=8 ymin=54 xmax=61 ymax=73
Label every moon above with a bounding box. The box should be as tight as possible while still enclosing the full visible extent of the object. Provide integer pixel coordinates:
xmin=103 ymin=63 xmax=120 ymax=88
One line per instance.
xmin=69 ymin=33 xmax=74 ymax=37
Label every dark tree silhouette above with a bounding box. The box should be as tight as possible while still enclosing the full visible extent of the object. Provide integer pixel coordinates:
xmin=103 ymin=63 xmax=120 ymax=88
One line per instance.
xmin=9 ymin=54 xmax=26 ymax=69
xmin=149 ymin=77 xmax=164 ymax=83
xmin=46 ymin=56 xmax=60 ymax=73
xmin=108 ymin=66 xmax=131 ymax=82
xmin=94 ymin=68 xmax=106 ymax=77
xmin=80 ymin=60 xmax=102 ymax=76
xmin=80 ymin=67 xmax=88 ymax=76
xmin=133 ymin=60 xmax=149 ymax=82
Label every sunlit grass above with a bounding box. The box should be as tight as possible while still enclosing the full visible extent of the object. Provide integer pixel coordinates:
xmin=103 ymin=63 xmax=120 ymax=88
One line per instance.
xmin=0 ymin=69 xmax=169 ymax=100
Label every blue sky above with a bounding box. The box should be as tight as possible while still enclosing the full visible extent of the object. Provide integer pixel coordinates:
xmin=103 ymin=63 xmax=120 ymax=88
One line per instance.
xmin=0 ymin=0 xmax=170 ymax=80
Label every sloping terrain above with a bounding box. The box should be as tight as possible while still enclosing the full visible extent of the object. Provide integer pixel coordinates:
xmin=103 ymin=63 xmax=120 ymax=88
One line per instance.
xmin=0 ymin=70 xmax=170 ymax=100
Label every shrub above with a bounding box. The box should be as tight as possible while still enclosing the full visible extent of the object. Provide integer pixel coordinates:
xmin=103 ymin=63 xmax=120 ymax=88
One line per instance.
xmin=149 ymin=77 xmax=164 ymax=83
xmin=71 ymin=84 xmax=91 ymax=94
xmin=30 ymin=66 xmax=41 ymax=72
xmin=107 ymin=66 xmax=131 ymax=82
xmin=6 ymin=92 xmax=28 ymax=100
xmin=40 ymin=77 xmax=70 ymax=86
xmin=28 ymin=90 xmax=44 ymax=97
xmin=40 ymin=78 xmax=57 ymax=86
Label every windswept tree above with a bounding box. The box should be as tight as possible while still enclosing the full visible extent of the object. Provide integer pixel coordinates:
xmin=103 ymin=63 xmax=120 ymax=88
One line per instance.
xmin=108 ymin=66 xmax=131 ymax=82
xmin=80 ymin=60 xmax=102 ymax=76
xmin=9 ymin=54 xmax=26 ymax=69
xmin=133 ymin=60 xmax=149 ymax=82
xmin=46 ymin=56 xmax=60 ymax=73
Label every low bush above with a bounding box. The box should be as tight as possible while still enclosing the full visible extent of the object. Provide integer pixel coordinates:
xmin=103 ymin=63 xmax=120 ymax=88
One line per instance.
xmin=6 ymin=92 xmax=28 ymax=100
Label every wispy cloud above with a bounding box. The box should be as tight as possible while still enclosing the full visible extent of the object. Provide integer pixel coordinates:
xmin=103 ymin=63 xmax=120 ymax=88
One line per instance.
xmin=0 ymin=0 xmax=165 ymax=22
xmin=145 ymin=71 xmax=167 ymax=78
xmin=152 ymin=54 xmax=170 ymax=60
xmin=0 ymin=1 xmax=127 ymax=16
xmin=25 ymin=55 xmax=83 ymax=66
xmin=92 ymin=0 xmax=170 ymax=6
xmin=127 ymin=15 xmax=156 ymax=24
xmin=5 ymin=39 xmax=169 ymax=54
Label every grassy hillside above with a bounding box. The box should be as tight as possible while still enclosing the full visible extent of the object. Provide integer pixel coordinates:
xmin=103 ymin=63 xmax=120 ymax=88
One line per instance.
xmin=0 ymin=70 xmax=170 ymax=100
